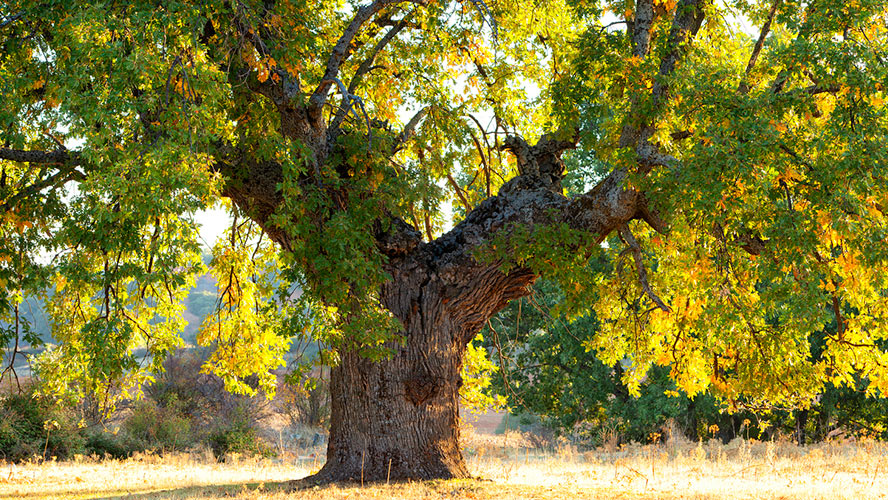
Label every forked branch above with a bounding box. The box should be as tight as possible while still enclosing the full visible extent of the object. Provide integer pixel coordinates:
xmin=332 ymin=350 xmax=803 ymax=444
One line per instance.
xmin=309 ymin=0 xmax=425 ymax=115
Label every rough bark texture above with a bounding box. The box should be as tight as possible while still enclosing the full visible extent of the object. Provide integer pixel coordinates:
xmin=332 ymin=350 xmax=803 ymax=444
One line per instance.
xmin=314 ymin=257 xmax=535 ymax=482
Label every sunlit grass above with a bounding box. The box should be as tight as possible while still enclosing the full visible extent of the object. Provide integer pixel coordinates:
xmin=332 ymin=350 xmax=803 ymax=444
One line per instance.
xmin=2 ymin=434 xmax=886 ymax=499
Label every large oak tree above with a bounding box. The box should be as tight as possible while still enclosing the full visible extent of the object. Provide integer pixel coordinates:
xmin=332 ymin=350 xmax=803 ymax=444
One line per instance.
xmin=2 ymin=0 xmax=888 ymax=483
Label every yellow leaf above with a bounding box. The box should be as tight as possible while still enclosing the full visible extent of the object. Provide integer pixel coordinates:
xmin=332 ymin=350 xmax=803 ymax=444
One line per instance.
xmin=839 ymin=253 xmax=858 ymax=273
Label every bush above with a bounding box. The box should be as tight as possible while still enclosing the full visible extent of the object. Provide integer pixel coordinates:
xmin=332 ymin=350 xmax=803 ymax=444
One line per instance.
xmin=134 ymin=349 xmax=273 ymax=458
xmin=122 ymin=398 xmax=193 ymax=452
xmin=0 ymin=390 xmax=84 ymax=462
xmin=84 ymin=429 xmax=142 ymax=459
xmin=147 ymin=349 xmax=272 ymax=429
xmin=207 ymin=406 xmax=273 ymax=459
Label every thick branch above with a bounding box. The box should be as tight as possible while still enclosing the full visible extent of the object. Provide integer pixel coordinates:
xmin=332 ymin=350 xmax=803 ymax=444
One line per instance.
xmin=649 ymin=0 xmax=707 ymax=109
xmin=0 ymin=147 xmax=86 ymax=212
xmin=631 ymin=0 xmax=656 ymax=58
xmin=0 ymin=147 xmax=79 ymax=165
xmin=421 ymin=136 xmax=642 ymax=294
xmin=620 ymin=0 xmax=707 ymax=159
xmin=382 ymin=135 xmax=663 ymax=343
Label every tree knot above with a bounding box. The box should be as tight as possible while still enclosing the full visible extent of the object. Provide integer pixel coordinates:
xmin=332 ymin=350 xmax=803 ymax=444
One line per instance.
xmin=403 ymin=371 xmax=442 ymax=406
xmin=502 ymin=134 xmax=576 ymax=193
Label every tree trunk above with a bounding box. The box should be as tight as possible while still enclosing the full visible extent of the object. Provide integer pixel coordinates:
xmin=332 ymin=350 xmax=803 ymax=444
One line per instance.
xmin=310 ymin=253 xmax=536 ymax=482
xmin=317 ymin=347 xmax=468 ymax=482
xmin=795 ymin=409 xmax=808 ymax=445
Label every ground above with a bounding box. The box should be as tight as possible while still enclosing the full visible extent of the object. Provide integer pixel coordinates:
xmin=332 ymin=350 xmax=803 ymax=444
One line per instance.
xmin=2 ymin=427 xmax=887 ymax=500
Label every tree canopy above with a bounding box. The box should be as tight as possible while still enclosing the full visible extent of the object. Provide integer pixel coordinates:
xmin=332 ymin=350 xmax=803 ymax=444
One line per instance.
xmin=2 ymin=0 xmax=888 ymax=476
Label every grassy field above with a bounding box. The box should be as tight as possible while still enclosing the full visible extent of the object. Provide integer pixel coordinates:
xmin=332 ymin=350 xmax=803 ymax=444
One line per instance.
xmin=2 ymin=432 xmax=887 ymax=500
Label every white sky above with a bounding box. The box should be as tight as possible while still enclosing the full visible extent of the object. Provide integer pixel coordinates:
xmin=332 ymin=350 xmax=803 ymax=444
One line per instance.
xmin=195 ymin=205 xmax=230 ymax=250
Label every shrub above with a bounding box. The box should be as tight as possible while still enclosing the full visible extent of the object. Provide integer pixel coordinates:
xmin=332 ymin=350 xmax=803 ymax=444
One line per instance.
xmin=207 ymin=406 xmax=273 ymax=459
xmin=122 ymin=398 xmax=193 ymax=452
xmin=0 ymin=390 xmax=84 ymax=462
xmin=133 ymin=349 xmax=273 ymax=458
xmin=147 ymin=349 xmax=272 ymax=430
xmin=84 ymin=429 xmax=142 ymax=459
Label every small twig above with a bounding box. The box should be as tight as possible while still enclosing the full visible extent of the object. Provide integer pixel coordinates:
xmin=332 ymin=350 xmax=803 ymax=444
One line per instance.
xmin=466 ymin=0 xmax=498 ymax=42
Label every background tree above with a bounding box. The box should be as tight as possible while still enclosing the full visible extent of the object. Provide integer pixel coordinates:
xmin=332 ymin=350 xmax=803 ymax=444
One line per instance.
xmin=486 ymin=278 xmax=888 ymax=446
xmin=2 ymin=0 xmax=888 ymax=483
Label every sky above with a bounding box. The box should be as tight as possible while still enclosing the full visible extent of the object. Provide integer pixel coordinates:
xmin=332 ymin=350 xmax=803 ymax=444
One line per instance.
xmin=195 ymin=204 xmax=230 ymax=250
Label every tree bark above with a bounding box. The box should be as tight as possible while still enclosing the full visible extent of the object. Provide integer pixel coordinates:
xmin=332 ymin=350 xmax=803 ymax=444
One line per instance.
xmin=312 ymin=216 xmax=537 ymax=481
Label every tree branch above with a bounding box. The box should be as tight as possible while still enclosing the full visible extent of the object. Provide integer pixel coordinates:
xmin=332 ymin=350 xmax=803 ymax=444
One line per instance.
xmin=619 ymin=225 xmax=672 ymax=312
xmin=392 ymin=107 xmax=428 ymax=153
xmin=466 ymin=0 xmax=498 ymax=42
xmin=0 ymin=11 xmax=24 ymax=29
xmin=739 ymin=0 xmax=781 ymax=94
xmin=309 ymin=0 xmax=423 ymax=117
xmin=0 ymin=152 xmax=86 ymax=213
xmin=330 ymin=16 xmax=413 ymax=132
xmin=231 ymin=3 xmax=302 ymax=106
xmin=649 ymin=0 xmax=707 ymax=109
xmin=0 ymin=147 xmax=79 ymax=165
xmin=621 ymin=1 xmax=707 ymax=159
xmin=329 ymin=77 xmax=373 ymax=148
xmin=348 ymin=17 xmax=410 ymax=95
xmin=631 ymin=0 xmax=656 ymax=58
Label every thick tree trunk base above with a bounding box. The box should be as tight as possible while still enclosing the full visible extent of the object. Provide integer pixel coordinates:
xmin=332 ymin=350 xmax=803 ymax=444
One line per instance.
xmin=307 ymin=343 xmax=473 ymax=483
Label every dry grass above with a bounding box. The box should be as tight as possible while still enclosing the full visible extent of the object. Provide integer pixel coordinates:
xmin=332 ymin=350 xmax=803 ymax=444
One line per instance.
xmin=2 ymin=435 xmax=887 ymax=499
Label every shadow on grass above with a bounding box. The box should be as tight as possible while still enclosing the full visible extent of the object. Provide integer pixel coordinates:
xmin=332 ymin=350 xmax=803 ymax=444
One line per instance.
xmin=6 ymin=480 xmax=294 ymax=500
